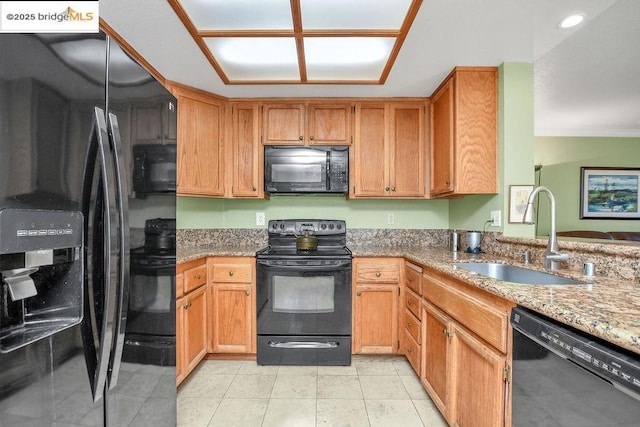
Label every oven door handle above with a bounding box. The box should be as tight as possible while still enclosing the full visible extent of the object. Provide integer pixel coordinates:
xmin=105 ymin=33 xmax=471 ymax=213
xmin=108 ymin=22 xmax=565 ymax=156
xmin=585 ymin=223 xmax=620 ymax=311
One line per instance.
xmin=268 ymin=341 xmax=339 ymax=349
xmin=256 ymin=260 xmax=351 ymax=270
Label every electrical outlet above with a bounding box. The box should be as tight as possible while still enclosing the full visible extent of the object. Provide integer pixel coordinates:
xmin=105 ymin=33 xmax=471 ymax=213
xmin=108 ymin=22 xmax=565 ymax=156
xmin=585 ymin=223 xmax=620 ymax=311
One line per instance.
xmin=490 ymin=210 xmax=501 ymax=227
xmin=256 ymin=212 xmax=265 ymax=226
xmin=387 ymin=213 xmax=395 ymax=225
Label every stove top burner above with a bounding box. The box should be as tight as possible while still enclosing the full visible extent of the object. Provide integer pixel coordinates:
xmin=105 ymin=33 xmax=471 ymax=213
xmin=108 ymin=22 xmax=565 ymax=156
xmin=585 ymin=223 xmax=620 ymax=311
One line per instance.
xmin=258 ymin=219 xmax=350 ymax=260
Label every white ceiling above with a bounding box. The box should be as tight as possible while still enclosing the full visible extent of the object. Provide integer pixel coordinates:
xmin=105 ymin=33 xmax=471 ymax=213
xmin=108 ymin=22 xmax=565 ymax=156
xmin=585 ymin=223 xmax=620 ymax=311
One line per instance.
xmin=100 ymin=0 xmax=640 ymax=137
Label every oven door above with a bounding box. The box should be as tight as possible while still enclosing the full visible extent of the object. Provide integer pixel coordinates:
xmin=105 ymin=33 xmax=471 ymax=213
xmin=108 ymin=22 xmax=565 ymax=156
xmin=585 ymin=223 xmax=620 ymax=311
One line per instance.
xmin=256 ymin=259 xmax=351 ymax=336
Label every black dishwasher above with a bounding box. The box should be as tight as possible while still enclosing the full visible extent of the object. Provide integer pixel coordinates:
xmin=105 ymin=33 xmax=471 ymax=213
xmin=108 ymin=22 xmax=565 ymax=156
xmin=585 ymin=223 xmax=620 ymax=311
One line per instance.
xmin=510 ymin=306 xmax=640 ymax=427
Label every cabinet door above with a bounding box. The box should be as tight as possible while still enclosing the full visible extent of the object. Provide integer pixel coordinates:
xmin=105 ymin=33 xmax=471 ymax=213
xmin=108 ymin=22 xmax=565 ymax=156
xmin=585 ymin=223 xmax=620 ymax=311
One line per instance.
xmin=352 ymin=103 xmax=388 ymax=197
xmin=133 ymin=102 xmax=164 ymax=143
xmin=307 ymin=103 xmax=351 ymax=145
xmin=430 ymin=78 xmax=455 ymax=195
xmin=389 ymin=103 xmax=425 ymax=197
xmin=176 ymin=295 xmax=185 ymax=385
xmin=449 ymin=323 xmax=506 ymax=427
xmin=231 ymin=103 xmax=262 ymax=197
xmin=421 ymin=301 xmax=450 ymax=420
xmin=262 ymin=104 xmax=305 ymax=145
xmin=184 ymin=285 xmax=207 ymax=373
xmin=211 ymin=284 xmax=253 ymax=353
xmin=177 ymin=96 xmax=225 ymax=196
xmin=353 ymin=284 xmax=398 ymax=354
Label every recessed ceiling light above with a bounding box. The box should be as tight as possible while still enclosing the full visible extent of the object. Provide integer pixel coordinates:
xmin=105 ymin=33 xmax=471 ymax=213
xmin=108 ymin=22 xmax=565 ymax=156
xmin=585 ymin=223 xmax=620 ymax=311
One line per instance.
xmin=557 ymin=14 xmax=584 ymax=29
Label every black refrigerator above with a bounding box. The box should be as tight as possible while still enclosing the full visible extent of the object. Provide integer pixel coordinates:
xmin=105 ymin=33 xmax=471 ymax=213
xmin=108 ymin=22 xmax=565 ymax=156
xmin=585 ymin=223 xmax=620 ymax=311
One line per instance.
xmin=0 ymin=32 xmax=177 ymax=425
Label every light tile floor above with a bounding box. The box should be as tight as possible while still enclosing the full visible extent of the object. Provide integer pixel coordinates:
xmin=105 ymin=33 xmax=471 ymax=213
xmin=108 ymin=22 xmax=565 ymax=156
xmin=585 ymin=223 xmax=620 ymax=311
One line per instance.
xmin=177 ymin=355 xmax=447 ymax=427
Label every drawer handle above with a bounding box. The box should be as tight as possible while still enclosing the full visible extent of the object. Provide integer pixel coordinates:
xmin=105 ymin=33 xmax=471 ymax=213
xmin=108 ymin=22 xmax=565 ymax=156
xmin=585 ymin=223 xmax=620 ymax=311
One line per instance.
xmin=375 ymin=272 xmax=381 ymax=277
xmin=357 ymin=291 xmax=362 ymax=296
xmin=229 ymin=271 xmax=234 ymax=276
xmin=245 ymin=290 xmax=250 ymax=296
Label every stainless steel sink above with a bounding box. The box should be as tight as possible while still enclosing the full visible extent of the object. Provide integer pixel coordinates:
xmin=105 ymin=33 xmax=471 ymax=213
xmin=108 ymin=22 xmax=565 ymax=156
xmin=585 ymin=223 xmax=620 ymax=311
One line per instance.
xmin=452 ymin=262 xmax=585 ymax=285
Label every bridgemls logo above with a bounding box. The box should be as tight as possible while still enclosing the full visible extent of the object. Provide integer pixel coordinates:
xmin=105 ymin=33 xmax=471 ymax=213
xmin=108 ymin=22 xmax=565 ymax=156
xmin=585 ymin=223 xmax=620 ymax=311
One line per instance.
xmin=38 ymin=6 xmax=95 ymax=23
xmin=0 ymin=1 xmax=99 ymax=33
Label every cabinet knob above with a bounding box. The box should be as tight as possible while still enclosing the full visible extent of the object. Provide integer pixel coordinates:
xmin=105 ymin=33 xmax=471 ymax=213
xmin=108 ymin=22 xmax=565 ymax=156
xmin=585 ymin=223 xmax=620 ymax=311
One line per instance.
xmin=408 ymin=277 xmax=413 ymax=282
xmin=252 ymin=186 xmax=257 ymax=191
xmin=446 ymin=180 xmax=451 ymax=186
xmin=299 ymin=136 xmax=303 ymax=140
xmin=183 ymin=303 xmax=189 ymax=309
xmin=407 ymin=322 xmax=412 ymax=328
xmin=385 ymin=186 xmax=390 ymax=191
xmin=357 ymin=291 xmax=362 ymax=296
xmin=391 ymin=187 xmax=396 ymax=191
xmin=310 ymin=135 xmax=314 ymax=140
xmin=375 ymin=272 xmax=381 ymax=277
xmin=195 ymin=274 xmax=201 ymax=280
xmin=229 ymin=271 xmax=234 ymax=276
xmin=408 ymin=299 xmax=412 ymax=305
xmin=245 ymin=290 xmax=250 ymax=296
xmin=407 ymin=347 xmax=412 ymax=353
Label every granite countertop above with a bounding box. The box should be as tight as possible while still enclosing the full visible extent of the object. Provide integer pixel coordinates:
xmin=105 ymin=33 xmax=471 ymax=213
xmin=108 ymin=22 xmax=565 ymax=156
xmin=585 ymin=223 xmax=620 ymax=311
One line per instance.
xmin=179 ymin=244 xmax=640 ymax=355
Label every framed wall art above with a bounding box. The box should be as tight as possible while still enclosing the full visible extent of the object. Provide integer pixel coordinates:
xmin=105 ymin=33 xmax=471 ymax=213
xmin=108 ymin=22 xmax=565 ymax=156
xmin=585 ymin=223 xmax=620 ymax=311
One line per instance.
xmin=580 ymin=167 xmax=640 ymax=219
xmin=509 ymin=185 xmax=534 ymax=223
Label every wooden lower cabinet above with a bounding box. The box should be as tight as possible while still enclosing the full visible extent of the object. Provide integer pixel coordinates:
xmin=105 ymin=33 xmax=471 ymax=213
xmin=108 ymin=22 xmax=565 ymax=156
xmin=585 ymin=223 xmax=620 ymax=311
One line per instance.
xmin=352 ymin=257 xmax=400 ymax=354
xmin=420 ymin=268 xmax=513 ymax=426
xmin=421 ymin=301 xmax=449 ymax=416
xmin=177 ymin=284 xmax=207 ymax=385
xmin=208 ymin=257 xmax=256 ymax=354
xmin=177 ymin=258 xmax=208 ymax=385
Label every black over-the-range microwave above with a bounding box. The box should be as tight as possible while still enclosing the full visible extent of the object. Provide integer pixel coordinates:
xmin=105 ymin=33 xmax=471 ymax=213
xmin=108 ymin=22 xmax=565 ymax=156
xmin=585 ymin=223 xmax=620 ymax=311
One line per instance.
xmin=264 ymin=146 xmax=349 ymax=194
xmin=132 ymin=144 xmax=176 ymax=197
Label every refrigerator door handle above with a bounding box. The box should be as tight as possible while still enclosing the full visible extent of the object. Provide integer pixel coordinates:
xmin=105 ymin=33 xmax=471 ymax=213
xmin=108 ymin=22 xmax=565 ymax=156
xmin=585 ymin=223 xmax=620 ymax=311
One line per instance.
xmin=105 ymin=112 xmax=130 ymax=390
xmin=81 ymin=107 xmax=118 ymax=402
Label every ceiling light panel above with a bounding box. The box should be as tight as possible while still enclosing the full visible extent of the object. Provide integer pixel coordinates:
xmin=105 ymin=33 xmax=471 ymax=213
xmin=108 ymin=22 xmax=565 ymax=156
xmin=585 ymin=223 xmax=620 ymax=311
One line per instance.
xmin=304 ymin=37 xmax=395 ymax=80
xmin=180 ymin=0 xmax=293 ymax=30
xmin=300 ymin=0 xmax=413 ymax=29
xmin=205 ymin=37 xmax=300 ymax=81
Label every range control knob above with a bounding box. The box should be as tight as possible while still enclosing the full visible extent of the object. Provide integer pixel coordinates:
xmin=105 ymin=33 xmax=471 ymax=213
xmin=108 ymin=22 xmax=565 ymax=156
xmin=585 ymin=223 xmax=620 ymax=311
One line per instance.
xmin=280 ymin=223 xmax=285 ymax=229
xmin=329 ymin=223 xmax=335 ymax=230
xmin=336 ymin=223 xmax=342 ymax=230
xmin=321 ymin=223 xmax=327 ymax=230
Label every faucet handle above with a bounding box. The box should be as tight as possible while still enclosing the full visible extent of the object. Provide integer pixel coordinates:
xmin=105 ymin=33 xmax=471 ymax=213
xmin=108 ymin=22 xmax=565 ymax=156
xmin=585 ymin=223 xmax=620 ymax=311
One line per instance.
xmin=546 ymin=251 xmax=569 ymax=262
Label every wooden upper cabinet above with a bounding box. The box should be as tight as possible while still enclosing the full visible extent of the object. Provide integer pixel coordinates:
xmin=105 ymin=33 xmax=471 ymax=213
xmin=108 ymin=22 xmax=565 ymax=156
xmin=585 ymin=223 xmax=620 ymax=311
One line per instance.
xmin=389 ymin=103 xmax=425 ymax=197
xmin=352 ymin=103 xmax=388 ymax=197
xmin=262 ymin=102 xmax=352 ymax=146
xmin=352 ymin=102 xmax=426 ymax=198
xmin=132 ymin=99 xmax=177 ymax=145
xmin=231 ymin=102 xmax=262 ymax=198
xmin=307 ymin=103 xmax=351 ymax=145
xmin=262 ymin=103 xmax=306 ymax=145
xmin=430 ymin=67 xmax=498 ymax=197
xmin=175 ymin=87 xmax=225 ymax=197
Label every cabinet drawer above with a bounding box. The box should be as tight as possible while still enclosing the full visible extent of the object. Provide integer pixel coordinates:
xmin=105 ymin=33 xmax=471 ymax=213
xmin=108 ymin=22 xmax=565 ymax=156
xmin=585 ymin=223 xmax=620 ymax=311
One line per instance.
xmin=405 ymin=308 xmax=421 ymax=342
xmin=406 ymin=288 xmax=421 ymax=319
xmin=424 ymin=274 xmax=508 ymax=353
xmin=211 ymin=262 xmax=252 ymax=283
xmin=404 ymin=329 xmax=420 ymax=375
xmin=405 ymin=263 xmax=422 ymax=295
xmin=355 ymin=260 xmax=400 ymax=283
xmin=184 ymin=265 xmax=206 ymax=294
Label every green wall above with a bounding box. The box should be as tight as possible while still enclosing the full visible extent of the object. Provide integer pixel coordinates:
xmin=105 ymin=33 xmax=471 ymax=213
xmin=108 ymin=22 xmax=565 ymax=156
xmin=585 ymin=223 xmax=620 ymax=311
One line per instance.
xmin=535 ymin=136 xmax=640 ymax=234
xmin=177 ymin=63 xmax=536 ymax=232
xmin=177 ymin=196 xmax=449 ymax=229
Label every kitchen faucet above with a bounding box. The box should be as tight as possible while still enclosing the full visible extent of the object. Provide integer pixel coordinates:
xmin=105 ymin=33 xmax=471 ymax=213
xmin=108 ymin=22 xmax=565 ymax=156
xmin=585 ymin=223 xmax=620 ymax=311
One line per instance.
xmin=522 ymin=186 xmax=569 ymax=270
